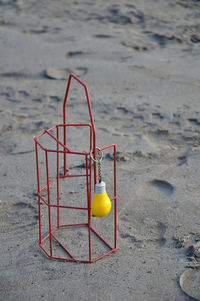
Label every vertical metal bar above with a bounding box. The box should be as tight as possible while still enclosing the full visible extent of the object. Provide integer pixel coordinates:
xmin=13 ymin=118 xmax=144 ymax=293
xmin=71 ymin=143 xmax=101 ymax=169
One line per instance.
xmin=89 ymin=125 xmax=92 ymax=152
xmin=45 ymin=150 xmax=53 ymax=257
xmin=89 ymin=155 xmax=93 ymax=261
xmin=63 ymin=125 xmax=67 ymax=177
xmin=90 ymin=126 xmax=96 ymax=187
xmin=83 ymin=84 xmax=97 ymax=185
xmin=85 ymin=154 xmax=92 ymax=261
xmin=35 ymin=141 xmax=42 ymax=244
xmin=63 ymin=75 xmax=72 ymax=124
xmin=113 ymin=145 xmax=117 ymax=249
xmin=56 ymin=126 xmax=60 ymax=227
xmin=63 ymin=76 xmax=72 ymax=176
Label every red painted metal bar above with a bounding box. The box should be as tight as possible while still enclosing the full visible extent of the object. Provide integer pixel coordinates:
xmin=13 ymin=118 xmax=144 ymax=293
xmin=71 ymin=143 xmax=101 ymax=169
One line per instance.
xmin=89 ymin=155 xmax=93 ymax=261
xmin=58 ymin=223 xmax=88 ymax=228
xmin=34 ymin=123 xmax=92 ymax=142
xmin=51 ymin=205 xmax=89 ymax=210
xmin=59 ymin=174 xmax=87 ymax=178
xmin=45 ymin=124 xmax=57 ymax=132
xmin=56 ymin=125 xmax=60 ymax=227
xmin=97 ymin=144 xmax=116 ymax=152
xmin=85 ymin=154 xmax=92 ymax=261
xmin=59 ymin=123 xmax=92 ymax=127
xmin=91 ymin=227 xmax=113 ymax=250
xmin=63 ymin=74 xmax=71 ymax=176
xmin=45 ymin=124 xmax=92 ymax=154
xmin=45 ymin=150 xmax=53 ymax=257
xmin=34 ymin=130 xmax=46 ymax=140
xmin=35 ymin=123 xmax=92 ymax=155
xmin=35 ymin=141 xmax=42 ymax=244
xmin=113 ymin=144 xmax=117 ymax=249
xmin=34 ymin=138 xmax=46 ymax=151
xmin=97 ymin=144 xmax=117 ymax=249
xmin=42 ymin=249 xmax=117 ymax=263
xmin=52 ymin=234 xmax=75 ymax=260
xmin=39 ymin=176 xmax=57 ymax=192
xmin=39 ymin=173 xmax=88 ymax=195
xmin=40 ymin=244 xmax=50 ymax=258
xmin=44 ymin=149 xmax=90 ymax=156
xmin=45 ymin=130 xmax=71 ymax=153
xmin=41 ymin=226 xmax=58 ymax=243
xmin=92 ymin=249 xmax=117 ymax=262
xmin=40 ymin=223 xmax=87 ymax=244
xmin=38 ymin=193 xmax=89 ymax=210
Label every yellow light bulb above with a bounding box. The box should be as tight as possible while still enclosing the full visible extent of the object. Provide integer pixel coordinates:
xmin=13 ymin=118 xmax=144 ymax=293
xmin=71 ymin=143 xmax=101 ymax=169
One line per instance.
xmin=91 ymin=181 xmax=111 ymax=217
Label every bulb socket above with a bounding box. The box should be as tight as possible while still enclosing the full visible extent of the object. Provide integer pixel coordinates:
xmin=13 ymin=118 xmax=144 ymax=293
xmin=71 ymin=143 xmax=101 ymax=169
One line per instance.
xmin=95 ymin=181 xmax=106 ymax=194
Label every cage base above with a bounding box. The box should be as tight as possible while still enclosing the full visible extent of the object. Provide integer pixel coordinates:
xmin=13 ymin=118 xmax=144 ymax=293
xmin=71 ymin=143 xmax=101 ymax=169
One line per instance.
xmin=39 ymin=224 xmax=117 ymax=263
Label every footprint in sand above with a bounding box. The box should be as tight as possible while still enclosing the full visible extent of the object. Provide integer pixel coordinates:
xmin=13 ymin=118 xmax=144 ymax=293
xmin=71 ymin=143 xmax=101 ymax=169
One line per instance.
xmin=92 ymin=34 xmax=114 ymax=39
xmin=146 ymin=129 xmax=171 ymax=148
xmin=149 ymin=32 xmax=182 ymax=48
xmin=119 ymin=215 xmax=167 ymax=247
xmin=44 ymin=67 xmax=88 ymax=80
xmin=137 ymin=179 xmax=174 ymax=201
xmin=65 ymin=51 xmax=88 ymax=58
xmin=180 ymin=268 xmax=200 ymax=300
xmin=115 ymin=106 xmax=133 ymax=115
xmin=0 ymin=202 xmax=38 ymax=236
xmin=119 ymin=179 xmax=174 ymax=247
xmin=120 ymin=218 xmax=167 ymax=247
xmin=188 ymin=118 xmax=200 ymax=127
xmin=152 ymin=112 xmax=164 ymax=120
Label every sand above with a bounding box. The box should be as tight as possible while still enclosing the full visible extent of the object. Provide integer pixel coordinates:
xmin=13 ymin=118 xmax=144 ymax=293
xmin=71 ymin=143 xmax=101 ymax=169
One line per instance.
xmin=1 ymin=0 xmax=200 ymax=300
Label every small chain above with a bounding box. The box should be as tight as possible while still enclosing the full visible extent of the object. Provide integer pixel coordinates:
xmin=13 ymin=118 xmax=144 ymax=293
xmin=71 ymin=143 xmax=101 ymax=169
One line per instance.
xmin=98 ymin=161 xmax=102 ymax=183
xmin=90 ymin=147 xmax=103 ymax=183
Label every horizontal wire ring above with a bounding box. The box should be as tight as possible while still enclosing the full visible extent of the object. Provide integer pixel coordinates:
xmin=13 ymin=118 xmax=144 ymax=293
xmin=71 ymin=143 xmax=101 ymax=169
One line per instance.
xmin=90 ymin=147 xmax=103 ymax=163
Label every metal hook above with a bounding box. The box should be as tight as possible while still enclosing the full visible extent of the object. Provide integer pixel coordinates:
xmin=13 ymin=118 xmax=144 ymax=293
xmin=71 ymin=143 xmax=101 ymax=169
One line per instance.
xmin=90 ymin=147 xmax=103 ymax=163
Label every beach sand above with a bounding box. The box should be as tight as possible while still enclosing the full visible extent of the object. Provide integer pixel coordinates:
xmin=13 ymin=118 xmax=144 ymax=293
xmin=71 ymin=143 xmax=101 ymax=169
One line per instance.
xmin=1 ymin=0 xmax=200 ymax=300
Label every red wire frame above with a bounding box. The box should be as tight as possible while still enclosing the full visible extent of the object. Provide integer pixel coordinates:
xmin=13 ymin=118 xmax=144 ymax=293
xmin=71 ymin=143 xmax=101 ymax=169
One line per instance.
xmin=34 ymin=74 xmax=117 ymax=262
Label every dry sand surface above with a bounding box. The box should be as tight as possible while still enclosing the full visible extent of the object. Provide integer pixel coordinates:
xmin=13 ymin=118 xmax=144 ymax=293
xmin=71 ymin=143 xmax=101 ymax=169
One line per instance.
xmin=1 ymin=0 xmax=200 ymax=300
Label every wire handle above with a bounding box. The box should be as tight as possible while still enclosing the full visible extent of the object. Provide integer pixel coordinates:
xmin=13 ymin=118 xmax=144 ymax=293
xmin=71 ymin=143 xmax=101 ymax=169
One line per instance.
xmin=90 ymin=147 xmax=103 ymax=183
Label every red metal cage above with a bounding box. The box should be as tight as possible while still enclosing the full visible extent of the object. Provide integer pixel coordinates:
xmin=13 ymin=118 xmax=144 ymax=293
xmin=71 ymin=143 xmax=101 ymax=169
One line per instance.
xmin=34 ymin=74 xmax=117 ymax=262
